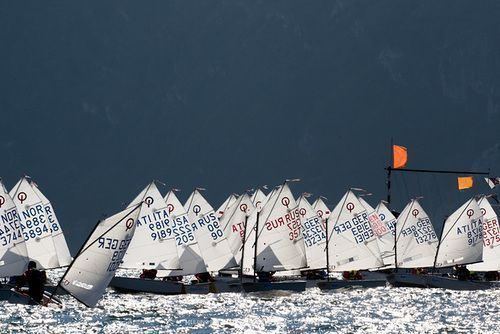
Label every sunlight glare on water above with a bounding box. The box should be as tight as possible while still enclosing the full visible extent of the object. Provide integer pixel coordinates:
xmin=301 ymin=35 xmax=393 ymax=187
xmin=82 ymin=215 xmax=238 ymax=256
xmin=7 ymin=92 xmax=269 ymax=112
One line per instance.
xmin=0 ymin=285 xmax=498 ymax=333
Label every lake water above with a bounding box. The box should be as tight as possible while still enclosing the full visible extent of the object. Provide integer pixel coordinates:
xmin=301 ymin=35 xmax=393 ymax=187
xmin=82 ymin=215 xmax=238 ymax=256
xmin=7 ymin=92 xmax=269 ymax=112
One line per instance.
xmin=0 ymin=284 xmax=498 ymax=333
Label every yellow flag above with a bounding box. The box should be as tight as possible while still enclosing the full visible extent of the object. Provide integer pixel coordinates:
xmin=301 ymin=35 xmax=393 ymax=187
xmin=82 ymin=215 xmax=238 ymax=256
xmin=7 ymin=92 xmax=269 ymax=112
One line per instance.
xmin=393 ymin=145 xmax=408 ymax=169
xmin=457 ymin=176 xmax=473 ymax=190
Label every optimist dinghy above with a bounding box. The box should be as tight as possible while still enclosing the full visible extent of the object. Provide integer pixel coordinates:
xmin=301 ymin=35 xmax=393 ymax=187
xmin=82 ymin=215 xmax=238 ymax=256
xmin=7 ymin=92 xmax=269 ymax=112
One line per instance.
xmin=241 ymin=181 xmax=307 ymax=293
xmin=317 ymin=190 xmax=386 ymax=290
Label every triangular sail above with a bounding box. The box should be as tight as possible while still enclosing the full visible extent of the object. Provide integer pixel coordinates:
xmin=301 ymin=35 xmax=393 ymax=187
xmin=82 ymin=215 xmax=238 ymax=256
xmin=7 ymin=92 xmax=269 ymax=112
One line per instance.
xmin=184 ymin=190 xmax=237 ymax=272
xmin=297 ymin=196 xmax=327 ymax=270
xmin=312 ymin=198 xmax=331 ymax=223
xmin=255 ymin=183 xmax=306 ymax=272
xmin=163 ymin=190 xmax=206 ymax=276
xmin=468 ymin=196 xmax=500 ymax=271
xmin=30 ymin=183 xmax=72 ymax=267
xmin=220 ymin=193 xmax=255 ymax=265
xmin=395 ymin=200 xmax=438 ymax=268
xmin=121 ymin=182 xmax=180 ymax=270
xmin=250 ymin=189 xmax=268 ymax=211
xmin=327 ymin=190 xmax=383 ymax=271
xmin=435 ymin=198 xmax=483 ymax=268
xmin=216 ymin=194 xmax=238 ymax=218
xmin=59 ymin=203 xmax=140 ymax=307
xmin=0 ymin=180 xmax=29 ymax=277
xmin=373 ymin=202 xmax=396 ymax=266
xmin=10 ymin=177 xmax=59 ymax=269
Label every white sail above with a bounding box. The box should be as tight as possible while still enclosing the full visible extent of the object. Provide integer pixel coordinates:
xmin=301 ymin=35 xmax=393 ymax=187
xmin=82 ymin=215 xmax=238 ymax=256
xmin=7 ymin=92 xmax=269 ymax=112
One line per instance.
xmin=0 ymin=180 xmax=29 ymax=277
xmin=163 ymin=190 xmax=206 ymax=276
xmin=121 ymin=182 xmax=180 ymax=270
xmin=254 ymin=183 xmax=306 ymax=272
xmin=435 ymin=198 xmax=483 ymax=268
xmin=30 ymin=183 xmax=72 ymax=267
xmin=251 ymin=189 xmax=268 ymax=211
xmin=216 ymin=194 xmax=238 ymax=218
xmin=297 ymin=196 xmax=326 ymax=270
xmin=359 ymin=197 xmax=396 ymax=265
xmin=373 ymin=202 xmax=396 ymax=266
xmin=312 ymin=197 xmax=331 ymax=223
xmin=327 ymin=190 xmax=383 ymax=271
xmin=60 ymin=203 xmax=140 ymax=307
xmin=10 ymin=177 xmax=59 ymax=269
xmin=220 ymin=193 xmax=255 ymax=265
xmin=468 ymin=196 xmax=500 ymax=271
xmin=395 ymin=200 xmax=438 ymax=268
xmin=184 ymin=190 xmax=237 ymax=272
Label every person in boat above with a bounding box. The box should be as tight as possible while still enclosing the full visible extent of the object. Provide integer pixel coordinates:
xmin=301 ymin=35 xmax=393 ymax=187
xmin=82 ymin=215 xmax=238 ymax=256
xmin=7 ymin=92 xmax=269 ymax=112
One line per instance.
xmin=17 ymin=261 xmax=46 ymax=303
xmin=163 ymin=275 xmax=183 ymax=282
xmin=453 ymin=265 xmax=471 ymax=281
xmin=194 ymin=272 xmax=215 ymax=283
xmin=301 ymin=270 xmax=327 ymax=280
xmin=342 ymin=271 xmax=362 ymax=280
xmin=139 ymin=269 xmax=158 ymax=280
xmin=484 ymin=271 xmax=500 ymax=281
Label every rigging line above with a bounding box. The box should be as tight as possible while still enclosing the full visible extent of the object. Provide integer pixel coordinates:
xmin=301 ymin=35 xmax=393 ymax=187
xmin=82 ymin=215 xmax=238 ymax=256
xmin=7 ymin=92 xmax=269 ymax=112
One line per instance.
xmin=434 ymin=197 xmax=474 ymax=268
xmin=401 ymin=173 xmax=410 ymax=201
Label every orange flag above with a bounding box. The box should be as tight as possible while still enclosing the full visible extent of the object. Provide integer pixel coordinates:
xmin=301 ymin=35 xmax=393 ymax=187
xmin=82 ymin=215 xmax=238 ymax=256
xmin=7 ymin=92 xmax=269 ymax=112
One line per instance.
xmin=457 ymin=176 xmax=474 ymax=190
xmin=393 ymin=145 xmax=407 ymax=169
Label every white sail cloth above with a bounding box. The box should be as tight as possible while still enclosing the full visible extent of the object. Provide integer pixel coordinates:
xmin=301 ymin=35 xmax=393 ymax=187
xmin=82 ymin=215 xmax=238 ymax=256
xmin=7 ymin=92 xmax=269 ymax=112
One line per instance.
xmin=0 ymin=180 xmax=29 ymax=277
xmin=121 ymin=182 xmax=180 ymax=270
xmin=220 ymin=193 xmax=255 ymax=265
xmin=163 ymin=190 xmax=206 ymax=276
xmin=327 ymin=190 xmax=383 ymax=271
xmin=395 ymin=200 xmax=438 ymax=268
xmin=435 ymin=198 xmax=483 ymax=268
xmin=216 ymin=194 xmax=238 ymax=218
xmin=60 ymin=203 xmax=141 ymax=307
xmin=468 ymin=196 xmax=500 ymax=271
xmin=297 ymin=196 xmax=326 ymax=270
xmin=254 ymin=183 xmax=307 ymax=272
xmin=184 ymin=190 xmax=237 ymax=272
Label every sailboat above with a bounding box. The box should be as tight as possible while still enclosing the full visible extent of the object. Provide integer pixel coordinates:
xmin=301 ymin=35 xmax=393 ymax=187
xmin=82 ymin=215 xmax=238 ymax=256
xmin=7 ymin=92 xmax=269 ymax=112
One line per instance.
xmin=386 ymin=198 xmax=439 ymax=287
xmin=183 ymin=189 xmax=239 ymax=293
xmin=240 ymin=181 xmax=307 ymax=293
xmin=467 ymin=196 xmax=500 ymax=284
xmin=373 ymin=201 xmax=397 ymax=266
xmin=425 ymin=197 xmax=491 ymax=290
xmin=109 ymin=182 xmax=184 ymax=295
xmin=296 ymin=195 xmax=327 ymax=275
xmin=1 ymin=177 xmax=72 ymax=300
xmin=317 ymin=189 xmax=385 ymax=290
xmin=43 ymin=202 xmax=142 ymax=307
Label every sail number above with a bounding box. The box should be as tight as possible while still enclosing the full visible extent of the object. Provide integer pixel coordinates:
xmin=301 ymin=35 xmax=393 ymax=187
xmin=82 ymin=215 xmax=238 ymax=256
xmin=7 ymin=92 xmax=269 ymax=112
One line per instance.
xmin=334 ymin=213 xmax=374 ymax=244
xmin=401 ymin=218 xmax=436 ymax=244
xmin=482 ymin=218 xmax=500 ymax=246
xmin=98 ymin=236 xmax=132 ymax=272
xmin=192 ymin=212 xmax=224 ymax=241
xmin=302 ymin=217 xmax=326 ymax=247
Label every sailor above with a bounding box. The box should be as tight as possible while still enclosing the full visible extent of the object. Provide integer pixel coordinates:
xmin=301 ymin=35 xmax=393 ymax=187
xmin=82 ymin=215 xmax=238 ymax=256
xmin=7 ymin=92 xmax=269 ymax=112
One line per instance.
xmin=454 ymin=265 xmax=470 ymax=281
xmin=139 ymin=269 xmax=158 ymax=280
xmin=18 ymin=261 xmax=46 ymax=303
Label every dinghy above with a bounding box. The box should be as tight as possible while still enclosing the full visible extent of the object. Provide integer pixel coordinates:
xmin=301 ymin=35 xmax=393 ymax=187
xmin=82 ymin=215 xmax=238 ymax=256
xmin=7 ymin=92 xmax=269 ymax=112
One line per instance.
xmin=1 ymin=177 xmax=72 ymax=300
xmin=49 ymin=202 xmax=141 ymax=307
xmin=317 ymin=190 xmax=386 ymax=290
xmin=426 ymin=197 xmax=491 ymax=290
xmin=467 ymin=196 xmax=500 ymax=286
xmin=183 ymin=189 xmax=238 ymax=293
xmin=109 ymin=182 xmax=183 ymax=295
xmin=241 ymin=181 xmax=307 ymax=293
xmin=386 ymin=199 xmax=439 ymax=288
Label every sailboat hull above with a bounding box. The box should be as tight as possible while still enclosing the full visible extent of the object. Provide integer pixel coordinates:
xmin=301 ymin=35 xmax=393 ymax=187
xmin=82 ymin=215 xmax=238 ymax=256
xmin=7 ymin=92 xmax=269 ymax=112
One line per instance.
xmin=387 ymin=273 xmax=428 ymax=288
xmin=317 ymin=279 xmax=386 ymax=290
xmin=425 ymin=276 xmax=493 ymax=290
xmin=109 ymin=277 xmax=184 ymax=295
xmin=242 ymin=280 xmax=306 ymax=293
xmin=0 ymin=288 xmax=62 ymax=306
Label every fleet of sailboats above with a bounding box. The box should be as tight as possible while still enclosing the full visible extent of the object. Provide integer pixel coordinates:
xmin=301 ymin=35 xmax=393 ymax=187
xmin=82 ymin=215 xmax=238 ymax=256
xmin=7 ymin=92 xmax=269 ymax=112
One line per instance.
xmin=0 ymin=169 xmax=498 ymax=308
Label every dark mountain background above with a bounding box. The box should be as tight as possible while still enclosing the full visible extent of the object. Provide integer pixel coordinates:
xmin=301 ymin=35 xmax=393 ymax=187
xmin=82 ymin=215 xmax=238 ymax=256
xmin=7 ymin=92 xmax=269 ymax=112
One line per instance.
xmin=1 ymin=1 xmax=500 ymax=252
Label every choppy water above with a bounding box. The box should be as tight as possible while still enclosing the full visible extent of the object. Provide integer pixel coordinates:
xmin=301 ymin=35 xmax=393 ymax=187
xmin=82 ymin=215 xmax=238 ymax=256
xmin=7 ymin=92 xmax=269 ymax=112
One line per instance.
xmin=0 ymin=284 xmax=498 ymax=333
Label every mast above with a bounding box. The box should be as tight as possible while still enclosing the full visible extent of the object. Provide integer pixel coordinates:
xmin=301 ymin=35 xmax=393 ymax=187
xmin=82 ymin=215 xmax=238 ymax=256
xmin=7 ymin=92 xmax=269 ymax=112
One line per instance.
xmin=325 ymin=217 xmax=330 ymax=281
xmin=252 ymin=212 xmax=260 ymax=283
xmin=386 ymin=138 xmax=393 ymax=206
xmin=239 ymin=215 xmax=248 ymax=283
